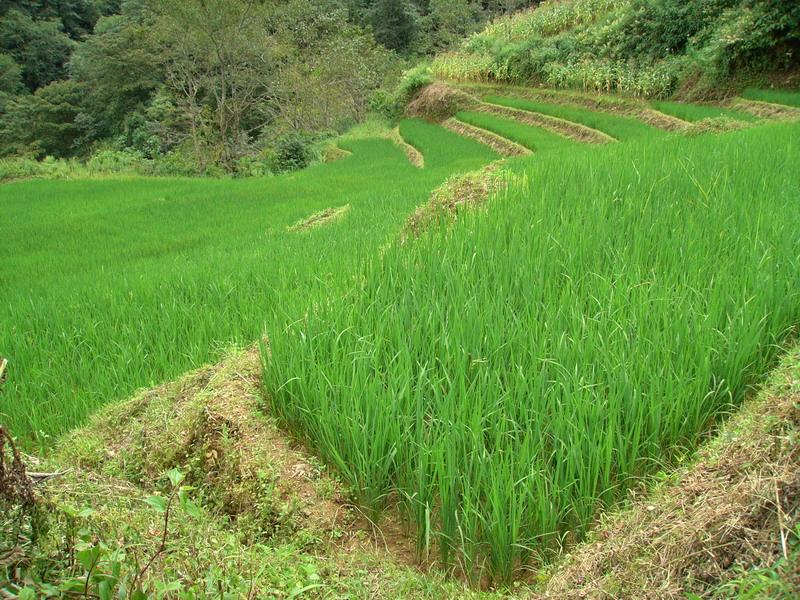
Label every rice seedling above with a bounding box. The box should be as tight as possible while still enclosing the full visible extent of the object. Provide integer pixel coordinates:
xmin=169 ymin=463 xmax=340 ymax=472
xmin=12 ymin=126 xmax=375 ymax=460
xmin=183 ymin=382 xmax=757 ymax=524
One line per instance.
xmin=652 ymin=101 xmax=759 ymax=123
xmin=262 ymin=122 xmax=800 ymax=585
xmin=455 ymin=111 xmax=579 ymax=153
xmin=485 ymin=95 xmax=661 ymax=140
xmin=0 ymin=131 xmax=495 ymax=446
xmin=741 ymin=88 xmax=800 ymax=108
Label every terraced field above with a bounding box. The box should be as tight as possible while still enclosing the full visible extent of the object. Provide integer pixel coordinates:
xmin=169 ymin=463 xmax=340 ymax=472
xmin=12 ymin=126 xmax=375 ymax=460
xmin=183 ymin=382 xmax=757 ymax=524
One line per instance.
xmin=0 ymin=121 xmax=496 ymax=444
xmin=4 ymin=80 xmax=800 ymax=596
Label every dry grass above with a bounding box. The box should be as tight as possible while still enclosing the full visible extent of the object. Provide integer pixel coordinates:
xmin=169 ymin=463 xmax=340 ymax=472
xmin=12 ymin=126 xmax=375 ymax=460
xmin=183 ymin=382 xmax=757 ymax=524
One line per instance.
xmin=540 ymin=346 xmax=800 ymax=599
xmin=458 ymin=83 xmax=690 ymax=132
xmin=55 ymin=346 xmax=420 ymax=558
xmin=323 ymin=145 xmax=352 ymax=163
xmin=477 ymin=102 xmax=614 ymax=144
xmin=729 ymin=98 xmax=800 ymax=121
xmin=406 ymin=83 xmax=479 ymax=122
xmin=443 ymin=118 xmax=530 ymax=157
xmin=402 ymin=162 xmax=509 ymax=241
xmin=684 ymin=117 xmax=753 ymax=137
xmin=288 ymin=204 xmax=351 ymax=232
xmin=390 ymin=127 xmax=425 ymax=168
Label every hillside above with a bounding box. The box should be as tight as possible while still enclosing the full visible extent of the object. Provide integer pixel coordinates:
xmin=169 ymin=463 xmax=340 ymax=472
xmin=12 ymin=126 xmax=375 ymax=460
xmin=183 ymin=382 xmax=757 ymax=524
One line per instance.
xmin=3 ymin=0 xmax=800 ymax=598
xmin=431 ymin=0 xmax=800 ymax=97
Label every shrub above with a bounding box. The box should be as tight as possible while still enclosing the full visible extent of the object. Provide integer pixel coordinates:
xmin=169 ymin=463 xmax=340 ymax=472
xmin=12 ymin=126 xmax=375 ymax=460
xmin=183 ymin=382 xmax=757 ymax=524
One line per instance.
xmin=269 ymin=133 xmax=316 ymax=173
xmin=367 ymin=89 xmax=400 ymax=120
xmin=86 ymin=148 xmax=149 ymax=174
xmin=395 ymin=63 xmax=433 ymax=105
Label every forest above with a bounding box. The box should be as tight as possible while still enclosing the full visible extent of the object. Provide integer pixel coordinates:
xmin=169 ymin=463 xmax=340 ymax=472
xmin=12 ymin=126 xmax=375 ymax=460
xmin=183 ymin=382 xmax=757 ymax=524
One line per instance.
xmin=0 ymin=0 xmax=533 ymax=174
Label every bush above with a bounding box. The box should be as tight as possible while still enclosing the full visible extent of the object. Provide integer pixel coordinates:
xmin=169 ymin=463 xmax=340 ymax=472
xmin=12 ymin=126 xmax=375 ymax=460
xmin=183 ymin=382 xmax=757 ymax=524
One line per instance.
xmin=0 ymin=156 xmax=83 ymax=182
xmin=269 ymin=133 xmax=316 ymax=173
xmin=233 ymin=155 xmax=271 ymax=178
xmin=367 ymin=89 xmax=399 ymax=120
xmin=395 ymin=63 xmax=433 ymax=105
xmin=87 ymin=148 xmax=149 ymax=174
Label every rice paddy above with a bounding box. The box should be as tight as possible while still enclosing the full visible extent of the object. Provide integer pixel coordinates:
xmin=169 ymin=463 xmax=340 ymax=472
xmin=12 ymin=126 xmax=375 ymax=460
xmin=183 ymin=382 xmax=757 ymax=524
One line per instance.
xmin=651 ymin=100 xmax=759 ymax=123
xmin=455 ymin=111 xmax=579 ymax=153
xmin=262 ymin=122 xmax=800 ymax=584
xmin=484 ymin=95 xmax=661 ymax=139
xmin=0 ymin=124 xmax=495 ymax=445
xmin=4 ymin=80 xmax=800 ymax=592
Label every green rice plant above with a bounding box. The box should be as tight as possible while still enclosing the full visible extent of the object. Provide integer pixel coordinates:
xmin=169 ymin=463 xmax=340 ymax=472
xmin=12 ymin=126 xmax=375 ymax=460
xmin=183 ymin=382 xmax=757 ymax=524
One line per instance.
xmin=0 ymin=130 xmax=496 ymax=446
xmin=485 ymin=95 xmax=660 ymax=140
xmin=652 ymin=101 xmax=759 ymax=123
xmin=455 ymin=111 xmax=578 ymax=153
xmin=741 ymin=88 xmax=800 ymax=108
xmin=263 ymin=123 xmax=800 ymax=585
xmin=399 ymin=118 xmax=500 ymax=169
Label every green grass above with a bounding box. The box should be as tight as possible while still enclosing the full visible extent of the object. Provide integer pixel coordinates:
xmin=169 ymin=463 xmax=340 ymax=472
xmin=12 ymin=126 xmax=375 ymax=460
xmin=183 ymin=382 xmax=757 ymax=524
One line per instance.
xmin=262 ymin=123 xmax=800 ymax=585
xmin=400 ymin=117 xmax=500 ymax=168
xmin=485 ymin=95 xmax=660 ymax=140
xmin=742 ymin=88 xmax=800 ymax=108
xmin=455 ymin=111 xmax=578 ymax=153
xmin=652 ymin=100 xmax=759 ymax=122
xmin=0 ymin=125 xmax=495 ymax=446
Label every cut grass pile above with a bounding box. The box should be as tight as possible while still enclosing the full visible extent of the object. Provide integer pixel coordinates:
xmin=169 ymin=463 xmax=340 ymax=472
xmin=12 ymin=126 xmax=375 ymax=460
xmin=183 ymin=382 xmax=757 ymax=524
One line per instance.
xmin=742 ymin=88 xmax=800 ymax=108
xmin=485 ymin=94 xmax=661 ymax=140
xmin=652 ymin=100 xmax=759 ymax=123
xmin=0 ymin=124 xmax=496 ymax=446
xmin=262 ymin=123 xmax=800 ymax=585
xmin=455 ymin=111 xmax=579 ymax=153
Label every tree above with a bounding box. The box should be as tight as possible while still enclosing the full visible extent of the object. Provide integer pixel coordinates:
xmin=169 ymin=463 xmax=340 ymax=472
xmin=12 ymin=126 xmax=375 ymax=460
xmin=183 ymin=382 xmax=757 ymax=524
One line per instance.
xmin=0 ymin=53 xmax=23 ymax=94
xmin=70 ymin=11 xmax=161 ymax=140
xmin=426 ymin=0 xmax=481 ymax=51
xmin=0 ymin=9 xmax=74 ymax=90
xmin=368 ymin=0 xmax=419 ymax=53
xmin=0 ymin=79 xmax=84 ymax=157
xmin=151 ymin=0 xmax=280 ymax=171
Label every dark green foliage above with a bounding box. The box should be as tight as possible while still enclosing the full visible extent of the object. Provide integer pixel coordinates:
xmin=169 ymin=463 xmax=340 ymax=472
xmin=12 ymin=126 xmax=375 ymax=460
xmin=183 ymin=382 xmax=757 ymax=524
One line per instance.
xmin=69 ymin=12 xmax=160 ymax=140
xmin=0 ymin=80 xmax=84 ymax=157
xmin=369 ymin=0 xmax=419 ymax=53
xmin=270 ymin=133 xmax=316 ymax=173
xmin=0 ymin=9 xmax=74 ymax=90
xmin=0 ymin=52 xmax=23 ymax=95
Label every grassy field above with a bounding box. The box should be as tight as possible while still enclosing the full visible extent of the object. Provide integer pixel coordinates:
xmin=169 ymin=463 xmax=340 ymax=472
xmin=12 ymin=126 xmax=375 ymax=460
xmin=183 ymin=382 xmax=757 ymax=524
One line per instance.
xmin=262 ymin=123 xmax=800 ymax=584
xmin=455 ymin=111 xmax=579 ymax=152
xmin=485 ymin=95 xmax=661 ymax=140
xmin=0 ymin=123 xmax=497 ymax=445
xmin=651 ymin=101 xmax=759 ymax=123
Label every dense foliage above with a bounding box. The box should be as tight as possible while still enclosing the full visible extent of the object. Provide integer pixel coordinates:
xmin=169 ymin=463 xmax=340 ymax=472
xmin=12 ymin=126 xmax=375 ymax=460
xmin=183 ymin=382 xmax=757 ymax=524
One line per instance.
xmin=0 ymin=0 xmax=533 ymax=172
xmin=432 ymin=0 xmax=800 ymax=97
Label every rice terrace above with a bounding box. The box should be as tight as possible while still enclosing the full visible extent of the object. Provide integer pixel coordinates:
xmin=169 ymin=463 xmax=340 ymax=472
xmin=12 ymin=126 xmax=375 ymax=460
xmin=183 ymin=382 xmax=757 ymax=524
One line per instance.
xmin=1 ymin=0 xmax=799 ymax=598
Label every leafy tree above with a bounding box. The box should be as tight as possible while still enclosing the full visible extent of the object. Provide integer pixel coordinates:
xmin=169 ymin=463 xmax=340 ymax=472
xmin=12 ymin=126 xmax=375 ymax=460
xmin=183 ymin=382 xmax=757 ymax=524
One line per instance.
xmin=425 ymin=0 xmax=481 ymax=51
xmin=70 ymin=11 xmax=161 ymax=140
xmin=0 ymin=52 xmax=23 ymax=94
xmin=152 ymin=0 xmax=280 ymax=171
xmin=0 ymin=9 xmax=74 ymax=90
xmin=0 ymin=79 xmax=84 ymax=157
xmin=368 ymin=0 xmax=419 ymax=53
